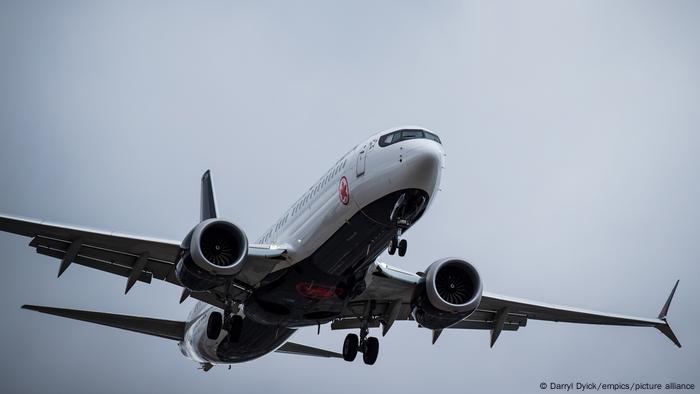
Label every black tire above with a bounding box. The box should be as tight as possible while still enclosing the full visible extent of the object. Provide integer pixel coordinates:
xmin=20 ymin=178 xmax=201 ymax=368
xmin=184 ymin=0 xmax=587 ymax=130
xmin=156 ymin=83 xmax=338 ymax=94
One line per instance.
xmin=342 ymin=333 xmax=359 ymax=362
xmin=388 ymin=236 xmax=397 ymax=255
xmin=206 ymin=312 xmax=222 ymax=340
xmin=398 ymin=239 xmax=407 ymax=257
xmin=228 ymin=315 xmax=243 ymax=342
xmin=363 ymin=337 xmax=379 ymax=365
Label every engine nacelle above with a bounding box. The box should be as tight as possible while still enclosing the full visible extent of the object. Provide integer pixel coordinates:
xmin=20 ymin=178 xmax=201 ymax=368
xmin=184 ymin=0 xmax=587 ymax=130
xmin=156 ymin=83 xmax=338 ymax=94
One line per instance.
xmin=175 ymin=219 xmax=248 ymax=291
xmin=413 ymin=258 xmax=483 ymax=330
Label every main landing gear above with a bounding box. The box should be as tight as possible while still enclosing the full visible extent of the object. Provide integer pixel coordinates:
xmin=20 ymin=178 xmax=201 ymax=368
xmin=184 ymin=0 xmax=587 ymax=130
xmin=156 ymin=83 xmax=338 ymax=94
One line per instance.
xmin=342 ymin=314 xmax=379 ymax=365
xmin=206 ymin=301 xmax=243 ymax=342
xmin=342 ymin=333 xmax=379 ymax=365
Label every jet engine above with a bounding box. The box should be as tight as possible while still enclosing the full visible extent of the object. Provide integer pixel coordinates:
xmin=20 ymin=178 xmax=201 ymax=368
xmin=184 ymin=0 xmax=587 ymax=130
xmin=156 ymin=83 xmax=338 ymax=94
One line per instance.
xmin=175 ymin=219 xmax=248 ymax=291
xmin=413 ymin=258 xmax=483 ymax=329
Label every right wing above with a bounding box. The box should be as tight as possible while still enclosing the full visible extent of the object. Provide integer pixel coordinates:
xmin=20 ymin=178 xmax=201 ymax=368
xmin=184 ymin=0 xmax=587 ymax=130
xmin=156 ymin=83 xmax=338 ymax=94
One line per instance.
xmin=336 ymin=262 xmax=680 ymax=347
xmin=474 ymin=283 xmax=680 ymax=347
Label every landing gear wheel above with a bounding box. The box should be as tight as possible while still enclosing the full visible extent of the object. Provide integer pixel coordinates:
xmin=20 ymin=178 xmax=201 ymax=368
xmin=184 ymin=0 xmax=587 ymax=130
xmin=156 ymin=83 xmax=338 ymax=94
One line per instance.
xmin=398 ymin=239 xmax=407 ymax=257
xmin=342 ymin=333 xmax=359 ymax=362
xmin=388 ymin=235 xmax=398 ymax=255
xmin=362 ymin=337 xmax=379 ymax=365
xmin=227 ymin=315 xmax=243 ymax=342
xmin=206 ymin=312 xmax=222 ymax=340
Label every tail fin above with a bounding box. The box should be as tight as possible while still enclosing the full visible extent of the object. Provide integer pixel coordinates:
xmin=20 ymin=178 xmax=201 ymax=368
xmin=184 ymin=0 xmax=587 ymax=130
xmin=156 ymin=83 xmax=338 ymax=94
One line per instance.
xmin=22 ymin=305 xmax=186 ymax=341
xmin=200 ymin=170 xmax=218 ymax=221
xmin=655 ymin=280 xmax=681 ymax=348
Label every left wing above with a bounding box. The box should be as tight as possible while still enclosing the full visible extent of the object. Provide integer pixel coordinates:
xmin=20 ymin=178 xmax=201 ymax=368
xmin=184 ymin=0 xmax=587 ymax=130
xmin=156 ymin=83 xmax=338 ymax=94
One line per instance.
xmin=0 ymin=214 xmax=286 ymax=307
xmin=0 ymin=213 xmax=182 ymax=282
xmin=336 ymin=262 xmax=680 ymax=348
xmin=0 ymin=171 xmax=291 ymax=307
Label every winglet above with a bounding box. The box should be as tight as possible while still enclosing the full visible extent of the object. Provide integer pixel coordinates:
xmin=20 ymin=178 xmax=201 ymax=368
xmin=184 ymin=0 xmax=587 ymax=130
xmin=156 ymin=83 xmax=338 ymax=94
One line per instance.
xmin=200 ymin=170 xmax=218 ymax=222
xmin=656 ymin=323 xmax=681 ymax=348
xmin=655 ymin=280 xmax=681 ymax=348
xmin=658 ymin=280 xmax=679 ymax=319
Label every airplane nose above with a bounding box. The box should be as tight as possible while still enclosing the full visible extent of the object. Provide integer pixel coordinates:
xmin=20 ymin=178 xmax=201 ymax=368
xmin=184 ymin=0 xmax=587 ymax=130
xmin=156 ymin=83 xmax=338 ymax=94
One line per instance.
xmin=405 ymin=141 xmax=443 ymax=196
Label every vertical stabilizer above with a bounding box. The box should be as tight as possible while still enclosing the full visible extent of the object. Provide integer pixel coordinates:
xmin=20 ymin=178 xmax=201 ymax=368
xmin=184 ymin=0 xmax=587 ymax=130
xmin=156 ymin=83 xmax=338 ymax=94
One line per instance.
xmin=201 ymin=170 xmax=218 ymax=221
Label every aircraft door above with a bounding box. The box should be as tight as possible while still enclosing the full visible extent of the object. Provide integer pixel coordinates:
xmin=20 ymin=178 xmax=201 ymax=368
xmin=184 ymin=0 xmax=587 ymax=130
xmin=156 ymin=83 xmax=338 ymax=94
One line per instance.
xmin=356 ymin=144 xmax=367 ymax=177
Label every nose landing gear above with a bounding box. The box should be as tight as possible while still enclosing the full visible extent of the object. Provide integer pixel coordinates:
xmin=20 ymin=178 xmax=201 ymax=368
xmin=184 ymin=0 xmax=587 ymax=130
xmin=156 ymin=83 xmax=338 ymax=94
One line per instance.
xmin=387 ymin=191 xmax=425 ymax=257
xmin=387 ymin=233 xmax=407 ymax=257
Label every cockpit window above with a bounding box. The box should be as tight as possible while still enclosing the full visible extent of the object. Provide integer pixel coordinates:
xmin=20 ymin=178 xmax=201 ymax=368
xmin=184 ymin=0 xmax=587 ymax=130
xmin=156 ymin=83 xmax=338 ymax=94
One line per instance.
xmin=378 ymin=129 xmax=442 ymax=147
xmin=424 ymin=131 xmax=441 ymax=143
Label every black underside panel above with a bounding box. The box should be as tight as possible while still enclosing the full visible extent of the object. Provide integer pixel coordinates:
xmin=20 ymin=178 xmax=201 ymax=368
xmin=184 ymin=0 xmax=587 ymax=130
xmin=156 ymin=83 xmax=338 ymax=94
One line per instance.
xmin=244 ymin=189 xmax=428 ymax=327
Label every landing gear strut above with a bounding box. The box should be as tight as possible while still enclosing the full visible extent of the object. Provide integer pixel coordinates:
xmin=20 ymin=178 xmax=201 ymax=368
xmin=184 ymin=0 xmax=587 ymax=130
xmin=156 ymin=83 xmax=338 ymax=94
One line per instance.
xmin=359 ymin=323 xmax=379 ymax=365
xmin=342 ymin=304 xmax=380 ymax=365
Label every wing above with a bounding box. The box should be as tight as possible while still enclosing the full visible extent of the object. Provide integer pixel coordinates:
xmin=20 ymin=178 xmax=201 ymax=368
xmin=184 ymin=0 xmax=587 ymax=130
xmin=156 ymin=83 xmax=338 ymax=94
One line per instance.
xmin=0 ymin=214 xmax=288 ymax=307
xmin=336 ymin=262 xmax=681 ymax=347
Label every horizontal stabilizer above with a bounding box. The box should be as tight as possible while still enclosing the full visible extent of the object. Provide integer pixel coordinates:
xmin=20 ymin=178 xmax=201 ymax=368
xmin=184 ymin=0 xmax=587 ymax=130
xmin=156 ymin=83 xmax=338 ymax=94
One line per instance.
xmin=275 ymin=342 xmax=342 ymax=358
xmin=22 ymin=305 xmax=186 ymax=341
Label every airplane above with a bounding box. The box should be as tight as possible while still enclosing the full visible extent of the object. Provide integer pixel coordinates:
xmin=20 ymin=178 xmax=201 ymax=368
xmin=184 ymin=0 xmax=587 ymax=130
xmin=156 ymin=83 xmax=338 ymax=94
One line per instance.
xmin=0 ymin=127 xmax=681 ymax=370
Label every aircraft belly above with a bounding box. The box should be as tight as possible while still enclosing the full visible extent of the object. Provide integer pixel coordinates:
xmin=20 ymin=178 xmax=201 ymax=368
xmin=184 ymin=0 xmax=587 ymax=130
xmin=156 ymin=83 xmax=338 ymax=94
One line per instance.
xmin=244 ymin=189 xmax=429 ymax=327
xmin=184 ymin=310 xmax=295 ymax=364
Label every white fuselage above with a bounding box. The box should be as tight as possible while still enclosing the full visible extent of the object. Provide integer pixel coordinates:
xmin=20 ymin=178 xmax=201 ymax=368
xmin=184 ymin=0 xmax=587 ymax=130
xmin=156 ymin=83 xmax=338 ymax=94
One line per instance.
xmin=180 ymin=127 xmax=444 ymax=364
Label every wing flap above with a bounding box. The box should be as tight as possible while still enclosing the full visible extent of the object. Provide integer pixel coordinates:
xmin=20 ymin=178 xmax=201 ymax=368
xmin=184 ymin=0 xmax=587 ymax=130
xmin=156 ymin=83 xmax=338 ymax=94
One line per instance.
xmin=449 ymin=320 xmax=520 ymax=331
xmin=36 ymin=246 xmax=153 ymax=284
xmin=30 ymin=235 xmax=173 ymax=280
xmin=22 ymin=304 xmax=186 ymax=341
xmin=1 ymin=214 xmax=181 ymax=262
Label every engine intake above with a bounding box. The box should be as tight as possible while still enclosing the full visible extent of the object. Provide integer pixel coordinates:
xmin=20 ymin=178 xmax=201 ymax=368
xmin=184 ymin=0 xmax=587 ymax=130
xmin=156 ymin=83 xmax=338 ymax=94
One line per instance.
xmin=176 ymin=219 xmax=248 ymax=291
xmin=413 ymin=258 xmax=483 ymax=329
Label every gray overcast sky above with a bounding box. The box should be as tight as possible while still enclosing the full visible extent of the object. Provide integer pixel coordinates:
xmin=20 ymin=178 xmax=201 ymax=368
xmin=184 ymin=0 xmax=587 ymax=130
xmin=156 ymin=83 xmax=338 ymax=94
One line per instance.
xmin=1 ymin=1 xmax=698 ymax=393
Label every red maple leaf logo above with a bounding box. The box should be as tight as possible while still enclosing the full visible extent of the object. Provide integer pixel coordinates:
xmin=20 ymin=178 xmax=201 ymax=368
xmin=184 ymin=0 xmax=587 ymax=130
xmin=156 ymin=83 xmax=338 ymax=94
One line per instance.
xmin=338 ymin=176 xmax=350 ymax=205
